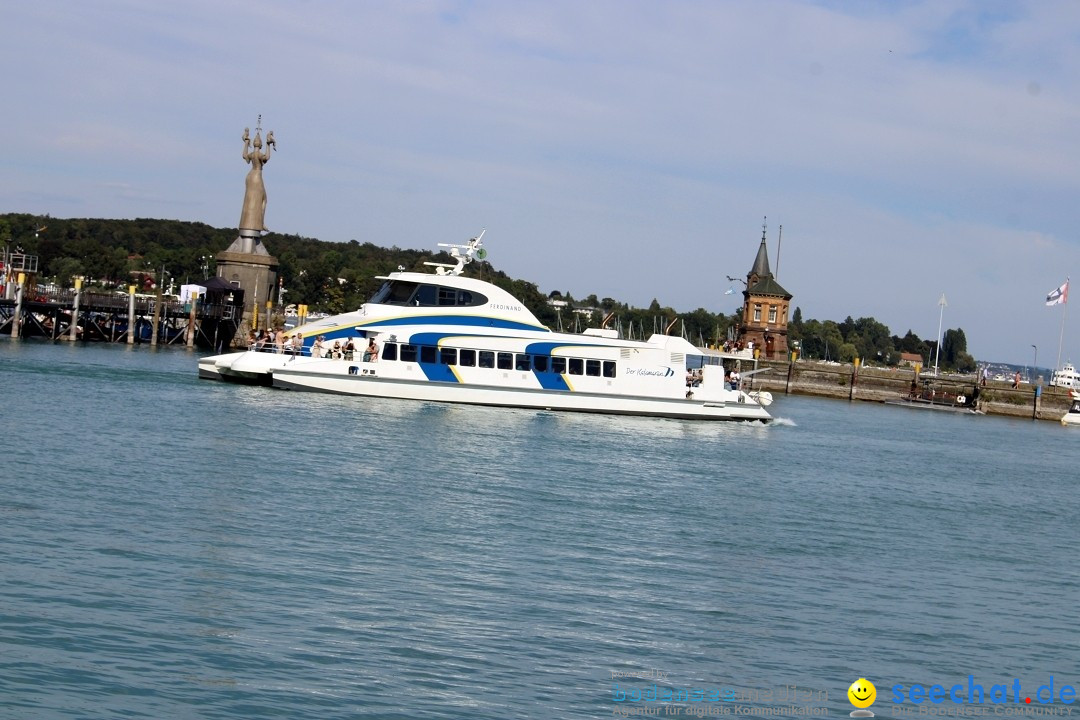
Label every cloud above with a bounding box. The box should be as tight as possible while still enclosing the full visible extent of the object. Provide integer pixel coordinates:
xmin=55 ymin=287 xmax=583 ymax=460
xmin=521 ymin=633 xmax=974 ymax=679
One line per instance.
xmin=1 ymin=0 xmax=1078 ymax=364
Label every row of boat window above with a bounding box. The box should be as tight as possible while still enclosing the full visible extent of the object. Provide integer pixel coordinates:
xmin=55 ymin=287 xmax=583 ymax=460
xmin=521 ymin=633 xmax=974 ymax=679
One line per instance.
xmin=369 ymin=280 xmax=487 ymax=308
xmin=380 ymin=343 xmax=618 ymax=377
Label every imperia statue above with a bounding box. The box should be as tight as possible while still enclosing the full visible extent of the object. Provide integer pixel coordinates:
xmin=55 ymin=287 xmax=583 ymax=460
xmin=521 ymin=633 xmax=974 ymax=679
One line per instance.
xmin=239 ymin=124 xmax=275 ymax=233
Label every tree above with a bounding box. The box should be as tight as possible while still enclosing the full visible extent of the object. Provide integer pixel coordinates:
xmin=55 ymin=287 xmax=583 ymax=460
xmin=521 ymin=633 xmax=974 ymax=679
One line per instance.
xmin=941 ymin=328 xmax=968 ymax=367
xmin=49 ymin=256 xmax=84 ymax=286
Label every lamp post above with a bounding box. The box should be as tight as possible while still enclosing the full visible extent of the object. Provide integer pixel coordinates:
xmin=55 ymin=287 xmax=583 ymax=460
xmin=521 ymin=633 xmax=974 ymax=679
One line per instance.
xmin=1031 ymin=344 xmax=1038 ymax=382
xmin=933 ymin=293 xmax=947 ymax=376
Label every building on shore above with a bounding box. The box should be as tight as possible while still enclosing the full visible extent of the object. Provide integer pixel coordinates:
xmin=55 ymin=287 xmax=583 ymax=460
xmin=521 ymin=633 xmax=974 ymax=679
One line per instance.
xmin=738 ymin=223 xmax=793 ymax=359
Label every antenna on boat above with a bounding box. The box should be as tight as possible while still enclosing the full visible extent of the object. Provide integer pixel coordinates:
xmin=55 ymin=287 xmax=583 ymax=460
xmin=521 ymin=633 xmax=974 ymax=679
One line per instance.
xmin=424 ymin=229 xmax=486 ymax=276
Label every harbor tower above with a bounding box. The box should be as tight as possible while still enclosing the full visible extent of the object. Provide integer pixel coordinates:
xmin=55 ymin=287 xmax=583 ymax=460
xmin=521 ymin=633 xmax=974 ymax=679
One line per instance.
xmin=738 ymin=222 xmax=793 ymax=359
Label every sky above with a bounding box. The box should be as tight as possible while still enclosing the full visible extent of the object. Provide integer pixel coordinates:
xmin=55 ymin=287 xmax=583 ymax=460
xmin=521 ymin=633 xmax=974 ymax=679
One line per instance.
xmin=2 ymin=0 xmax=1078 ymax=368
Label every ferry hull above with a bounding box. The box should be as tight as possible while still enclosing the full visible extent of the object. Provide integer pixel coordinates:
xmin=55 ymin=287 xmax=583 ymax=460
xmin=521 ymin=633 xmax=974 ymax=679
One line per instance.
xmin=198 ymin=351 xmax=299 ymax=385
xmin=271 ymin=366 xmax=770 ymax=422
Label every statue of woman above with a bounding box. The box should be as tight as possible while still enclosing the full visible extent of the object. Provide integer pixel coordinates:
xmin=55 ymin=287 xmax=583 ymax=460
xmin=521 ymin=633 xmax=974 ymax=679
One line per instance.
xmin=239 ymin=127 xmax=272 ymax=232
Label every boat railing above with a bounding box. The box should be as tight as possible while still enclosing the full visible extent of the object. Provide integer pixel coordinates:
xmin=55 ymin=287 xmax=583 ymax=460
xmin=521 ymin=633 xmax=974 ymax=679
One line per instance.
xmin=247 ymin=344 xmax=317 ymax=357
xmin=246 ymin=344 xmax=384 ymax=363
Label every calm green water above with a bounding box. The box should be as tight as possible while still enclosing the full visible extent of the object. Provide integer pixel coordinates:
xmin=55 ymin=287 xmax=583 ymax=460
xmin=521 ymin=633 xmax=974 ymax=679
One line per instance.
xmin=1 ymin=340 xmax=1077 ymax=719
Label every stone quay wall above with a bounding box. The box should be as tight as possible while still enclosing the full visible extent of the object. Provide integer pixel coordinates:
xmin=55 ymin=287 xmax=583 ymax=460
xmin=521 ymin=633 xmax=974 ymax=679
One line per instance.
xmin=744 ymin=359 xmax=1070 ymax=421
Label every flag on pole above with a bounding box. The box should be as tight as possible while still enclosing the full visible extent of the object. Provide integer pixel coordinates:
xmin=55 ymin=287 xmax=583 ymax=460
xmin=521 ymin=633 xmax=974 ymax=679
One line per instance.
xmin=724 ymin=286 xmax=735 ymax=295
xmin=1046 ymin=279 xmax=1070 ymax=306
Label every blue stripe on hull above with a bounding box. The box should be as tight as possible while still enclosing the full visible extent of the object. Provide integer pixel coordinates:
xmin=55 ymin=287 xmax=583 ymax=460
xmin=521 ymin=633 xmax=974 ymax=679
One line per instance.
xmin=534 ymin=371 xmax=570 ymax=391
xmin=418 ymin=362 xmax=459 ymax=383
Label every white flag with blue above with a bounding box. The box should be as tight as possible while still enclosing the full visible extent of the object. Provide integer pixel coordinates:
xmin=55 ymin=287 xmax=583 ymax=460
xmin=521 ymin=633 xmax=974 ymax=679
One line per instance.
xmin=1046 ymin=279 xmax=1069 ymax=306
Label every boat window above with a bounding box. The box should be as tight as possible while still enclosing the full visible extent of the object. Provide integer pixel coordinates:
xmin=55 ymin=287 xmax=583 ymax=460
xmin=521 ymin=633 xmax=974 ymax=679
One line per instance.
xmin=533 ymin=355 xmax=549 ymax=373
xmin=552 ymin=357 xmax=567 ymax=374
xmin=413 ymin=285 xmax=438 ymax=306
xmin=457 ymin=290 xmax=487 ymax=307
xmin=586 ymin=360 xmax=601 ymax=376
xmin=515 ymin=354 xmax=531 ymax=371
xmin=420 ymin=346 xmax=437 ymax=363
xmin=440 ymin=348 xmax=457 ymax=365
xmin=438 ymin=287 xmax=457 ymax=306
xmin=479 ymin=351 xmax=495 ymax=368
xmin=400 ymin=344 xmax=418 ymax=362
xmin=568 ymin=358 xmax=584 ymax=375
xmin=382 ymin=343 xmax=398 ymax=361
xmin=460 ymin=349 xmax=476 ymax=367
xmin=603 ymin=361 xmax=616 ymax=378
xmin=369 ymin=281 xmax=393 ymax=304
xmin=371 ymin=280 xmax=419 ymax=305
xmin=497 ymin=352 xmax=513 ymax=370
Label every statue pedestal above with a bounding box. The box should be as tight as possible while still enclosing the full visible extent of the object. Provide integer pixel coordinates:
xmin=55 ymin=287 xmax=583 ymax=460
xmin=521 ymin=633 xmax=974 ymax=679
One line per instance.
xmin=216 ymin=248 xmax=279 ymax=330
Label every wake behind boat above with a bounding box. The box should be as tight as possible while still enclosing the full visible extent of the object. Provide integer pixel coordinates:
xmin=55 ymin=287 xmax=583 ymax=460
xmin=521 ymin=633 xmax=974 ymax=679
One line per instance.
xmin=200 ymin=233 xmax=772 ymax=422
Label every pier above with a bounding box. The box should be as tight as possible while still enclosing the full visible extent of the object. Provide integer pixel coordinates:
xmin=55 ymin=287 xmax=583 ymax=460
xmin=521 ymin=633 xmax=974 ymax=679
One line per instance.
xmin=0 ymin=285 xmax=244 ymax=351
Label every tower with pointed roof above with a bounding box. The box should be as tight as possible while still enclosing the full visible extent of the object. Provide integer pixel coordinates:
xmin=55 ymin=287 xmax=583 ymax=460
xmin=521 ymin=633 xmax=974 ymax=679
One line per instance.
xmin=738 ymin=220 xmax=793 ymax=359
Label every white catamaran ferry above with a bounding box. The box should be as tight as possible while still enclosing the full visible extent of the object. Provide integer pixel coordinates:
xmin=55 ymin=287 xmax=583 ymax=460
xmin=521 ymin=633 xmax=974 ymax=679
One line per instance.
xmin=199 ymin=234 xmax=772 ymax=422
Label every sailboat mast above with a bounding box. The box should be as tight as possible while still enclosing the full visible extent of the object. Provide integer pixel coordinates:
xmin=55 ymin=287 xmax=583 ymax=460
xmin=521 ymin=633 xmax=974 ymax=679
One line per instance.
xmin=775 ymin=224 xmax=782 ymax=279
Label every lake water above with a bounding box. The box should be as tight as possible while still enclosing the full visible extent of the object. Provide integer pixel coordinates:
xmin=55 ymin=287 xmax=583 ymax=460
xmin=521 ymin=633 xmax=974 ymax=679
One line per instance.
xmin=1 ymin=340 xmax=1077 ymax=719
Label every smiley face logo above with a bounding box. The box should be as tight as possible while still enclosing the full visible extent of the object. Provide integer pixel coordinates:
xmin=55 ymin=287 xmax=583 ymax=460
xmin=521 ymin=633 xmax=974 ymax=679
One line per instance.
xmin=848 ymin=678 xmax=876 ymax=709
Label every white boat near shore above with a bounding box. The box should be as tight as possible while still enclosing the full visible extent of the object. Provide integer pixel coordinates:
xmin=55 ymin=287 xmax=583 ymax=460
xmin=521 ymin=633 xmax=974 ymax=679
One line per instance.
xmin=200 ymin=234 xmax=771 ymax=422
xmin=1051 ymin=363 xmax=1079 ymax=390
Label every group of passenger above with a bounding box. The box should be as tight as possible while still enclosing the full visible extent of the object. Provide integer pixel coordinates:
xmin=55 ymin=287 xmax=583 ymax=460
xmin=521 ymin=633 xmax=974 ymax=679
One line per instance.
xmin=684 ymin=368 xmax=742 ymax=390
xmin=720 ymin=340 xmax=754 ymax=354
xmin=247 ymin=331 xmax=379 ymax=362
xmin=245 ymin=328 xmax=295 ymax=354
xmin=311 ymin=337 xmax=359 ymax=360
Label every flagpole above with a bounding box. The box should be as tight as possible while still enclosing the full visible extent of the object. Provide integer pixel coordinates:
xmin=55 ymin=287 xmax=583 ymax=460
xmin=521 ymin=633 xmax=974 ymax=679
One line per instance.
xmin=1056 ymin=276 xmax=1069 ymax=372
xmin=934 ymin=293 xmax=947 ymax=376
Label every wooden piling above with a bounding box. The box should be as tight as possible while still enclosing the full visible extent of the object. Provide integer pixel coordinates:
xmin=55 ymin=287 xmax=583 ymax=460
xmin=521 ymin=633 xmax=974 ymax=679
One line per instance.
xmin=785 ymin=351 xmax=795 ymax=395
xmin=68 ymin=278 xmax=82 ymax=342
xmin=12 ymin=272 xmax=25 ymax=338
xmin=150 ymin=282 xmax=162 ymax=347
xmin=127 ymin=286 xmax=136 ymax=345
xmin=186 ymin=294 xmax=198 ymax=348
xmin=849 ymin=357 xmax=860 ymax=401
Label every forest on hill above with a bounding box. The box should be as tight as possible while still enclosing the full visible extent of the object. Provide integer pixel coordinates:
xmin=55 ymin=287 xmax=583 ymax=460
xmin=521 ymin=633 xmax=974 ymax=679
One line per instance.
xmin=0 ymin=213 xmax=975 ymax=370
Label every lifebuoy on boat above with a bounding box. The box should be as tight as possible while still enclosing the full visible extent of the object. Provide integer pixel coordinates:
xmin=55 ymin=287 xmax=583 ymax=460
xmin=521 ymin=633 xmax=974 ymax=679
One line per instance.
xmin=956 ymin=395 xmax=966 ymax=405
